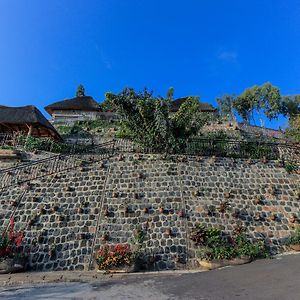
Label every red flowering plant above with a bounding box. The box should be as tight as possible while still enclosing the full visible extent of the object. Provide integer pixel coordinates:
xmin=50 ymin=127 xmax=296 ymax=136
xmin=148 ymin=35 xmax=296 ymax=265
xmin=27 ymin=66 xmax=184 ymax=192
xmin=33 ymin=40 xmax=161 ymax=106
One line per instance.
xmin=0 ymin=218 xmax=25 ymax=261
xmin=96 ymin=244 xmax=137 ymax=270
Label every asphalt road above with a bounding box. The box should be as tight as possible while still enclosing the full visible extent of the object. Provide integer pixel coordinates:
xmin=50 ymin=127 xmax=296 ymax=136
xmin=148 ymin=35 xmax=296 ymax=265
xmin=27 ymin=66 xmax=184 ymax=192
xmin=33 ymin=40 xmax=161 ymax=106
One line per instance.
xmin=1 ymin=254 xmax=300 ymax=300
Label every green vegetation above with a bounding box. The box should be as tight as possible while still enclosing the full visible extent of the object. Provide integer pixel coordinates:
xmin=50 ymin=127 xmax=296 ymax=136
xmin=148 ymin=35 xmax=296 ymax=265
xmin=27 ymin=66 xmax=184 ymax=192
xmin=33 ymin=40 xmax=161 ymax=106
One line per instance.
xmin=55 ymin=125 xmax=74 ymax=135
xmin=286 ymin=115 xmax=300 ymax=143
xmin=105 ymin=87 xmax=211 ymax=152
xmin=286 ymin=229 xmax=300 ymax=246
xmin=233 ymin=82 xmax=283 ymax=126
xmin=216 ymin=94 xmax=235 ymax=120
xmin=76 ymin=84 xmax=85 ymax=97
xmin=230 ymin=84 xmax=299 ymax=143
xmin=284 ymin=161 xmax=299 ymax=174
xmin=23 ymin=136 xmax=72 ymax=153
xmin=185 ymin=138 xmax=274 ymax=159
xmin=282 ymin=95 xmax=300 ymax=142
xmin=55 ymin=119 xmax=117 ymax=136
xmin=0 ymin=145 xmax=14 ymax=150
xmin=191 ymin=224 xmax=268 ymax=261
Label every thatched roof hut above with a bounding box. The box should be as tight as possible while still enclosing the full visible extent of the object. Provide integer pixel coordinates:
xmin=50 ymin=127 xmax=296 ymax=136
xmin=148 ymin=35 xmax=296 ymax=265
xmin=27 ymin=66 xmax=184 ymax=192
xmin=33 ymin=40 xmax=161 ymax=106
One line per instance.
xmin=45 ymin=96 xmax=101 ymax=116
xmin=0 ymin=105 xmax=62 ymax=140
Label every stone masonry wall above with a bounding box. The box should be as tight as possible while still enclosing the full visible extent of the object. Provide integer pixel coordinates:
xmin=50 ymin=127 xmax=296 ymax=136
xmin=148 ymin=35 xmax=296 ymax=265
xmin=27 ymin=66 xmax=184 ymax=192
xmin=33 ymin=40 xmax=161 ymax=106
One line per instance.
xmin=0 ymin=153 xmax=299 ymax=271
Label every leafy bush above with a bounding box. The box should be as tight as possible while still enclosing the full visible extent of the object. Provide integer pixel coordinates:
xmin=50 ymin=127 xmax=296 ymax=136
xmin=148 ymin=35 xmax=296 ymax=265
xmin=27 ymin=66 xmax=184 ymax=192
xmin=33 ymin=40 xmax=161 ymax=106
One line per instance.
xmin=234 ymin=234 xmax=268 ymax=259
xmin=23 ymin=136 xmax=71 ymax=153
xmin=192 ymin=224 xmax=269 ymax=261
xmin=55 ymin=125 xmax=74 ymax=135
xmin=285 ymin=114 xmax=300 ymax=143
xmin=106 ymin=88 xmax=209 ymax=153
xmin=56 ymin=120 xmax=117 ymax=136
xmin=24 ymin=136 xmax=55 ymax=152
xmin=76 ymin=119 xmax=116 ymax=131
xmin=0 ymin=145 xmax=14 ymax=150
xmin=286 ymin=229 xmax=300 ymax=246
xmin=284 ymin=161 xmax=298 ymax=174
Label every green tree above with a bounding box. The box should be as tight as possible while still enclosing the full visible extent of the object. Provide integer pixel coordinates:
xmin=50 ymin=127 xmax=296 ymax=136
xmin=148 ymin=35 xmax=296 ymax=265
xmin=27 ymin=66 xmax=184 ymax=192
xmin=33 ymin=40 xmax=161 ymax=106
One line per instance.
xmin=286 ymin=115 xmax=300 ymax=142
xmin=216 ymin=94 xmax=236 ymax=120
xmin=283 ymin=95 xmax=300 ymax=142
xmin=233 ymin=88 xmax=256 ymax=123
xmin=171 ymin=96 xmax=202 ymax=138
xmin=100 ymin=99 xmax=114 ymax=112
xmin=167 ymin=87 xmax=174 ymax=100
xmin=259 ymin=83 xmax=282 ymax=122
xmin=105 ymin=88 xmax=207 ymax=152
xmin=233 ymin=83 xmax=283 ymax=126
xmin=106 ymin=88 xmax=172 ymax=151
xmin=76 ymin=84 xmax=85 ymax=97
xmin=282 ymin=95 xmax=300 ymax=118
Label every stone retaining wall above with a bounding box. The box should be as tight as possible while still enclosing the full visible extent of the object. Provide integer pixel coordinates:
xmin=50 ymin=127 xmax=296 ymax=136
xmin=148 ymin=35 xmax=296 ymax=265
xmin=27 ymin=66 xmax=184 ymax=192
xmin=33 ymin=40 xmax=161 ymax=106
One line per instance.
xmin=0 ymin=153 xmax=299 ymax=271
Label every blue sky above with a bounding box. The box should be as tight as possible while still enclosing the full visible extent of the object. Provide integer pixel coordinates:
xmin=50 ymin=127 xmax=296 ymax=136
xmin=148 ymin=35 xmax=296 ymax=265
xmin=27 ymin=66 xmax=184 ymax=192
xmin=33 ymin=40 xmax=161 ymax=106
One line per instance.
xmin=0 ymin=0 xmax=300 ymax=128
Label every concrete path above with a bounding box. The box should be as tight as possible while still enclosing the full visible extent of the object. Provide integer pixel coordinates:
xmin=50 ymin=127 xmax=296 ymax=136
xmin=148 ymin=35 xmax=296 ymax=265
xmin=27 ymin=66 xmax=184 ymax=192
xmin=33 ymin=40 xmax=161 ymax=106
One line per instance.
xmin=0 ymin=253 xmax=300 ymax=299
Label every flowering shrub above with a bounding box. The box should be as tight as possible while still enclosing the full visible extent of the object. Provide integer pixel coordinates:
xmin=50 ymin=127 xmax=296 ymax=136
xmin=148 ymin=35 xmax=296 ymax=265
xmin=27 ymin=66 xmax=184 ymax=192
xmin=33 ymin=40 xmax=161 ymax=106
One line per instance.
xmin=0 ymin=218 xmax=24 ymax=259
xmin=96 ymin=244 xmax=135 ymax=270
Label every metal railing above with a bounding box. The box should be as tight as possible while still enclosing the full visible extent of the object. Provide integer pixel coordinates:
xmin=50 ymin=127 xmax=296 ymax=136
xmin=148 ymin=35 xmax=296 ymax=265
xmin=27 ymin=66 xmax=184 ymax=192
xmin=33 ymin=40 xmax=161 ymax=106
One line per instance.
xmin=0 ymin=140 xmax=115 ymax=190
xmin=0 ymin=134 xmax=14 ymax=147
xmin=0 ymin=137 xmax=298 ymax=190
xmin=183 ymin=138 xmax=300 ymax=160
xmin=114 ymin=138 xmax=300 ymax=161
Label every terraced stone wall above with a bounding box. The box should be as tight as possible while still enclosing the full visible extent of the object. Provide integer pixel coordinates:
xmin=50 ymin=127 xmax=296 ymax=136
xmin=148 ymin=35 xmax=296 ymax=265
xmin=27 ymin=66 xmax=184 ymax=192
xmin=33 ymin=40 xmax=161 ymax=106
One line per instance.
xmin=0 ymin=153 xmax=299 ymax=271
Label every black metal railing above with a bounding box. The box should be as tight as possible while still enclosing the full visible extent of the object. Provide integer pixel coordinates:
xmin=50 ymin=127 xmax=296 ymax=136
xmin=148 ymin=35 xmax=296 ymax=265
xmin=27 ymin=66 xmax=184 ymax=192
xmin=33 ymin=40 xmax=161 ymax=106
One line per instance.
xmin=114 ymin=138 xmax=300 ymax=161
xmin=0 ymin=134 xmax=14 ymax=147
xmin=0 ymin=137 xmax=298 ymax=190
xmin=184 ymin=138 xmax=300 ymax=160
xmin=0 ymin=140 xmax=115 ymax=189
xmin=184 ymin=139 xmax=275 ymax=159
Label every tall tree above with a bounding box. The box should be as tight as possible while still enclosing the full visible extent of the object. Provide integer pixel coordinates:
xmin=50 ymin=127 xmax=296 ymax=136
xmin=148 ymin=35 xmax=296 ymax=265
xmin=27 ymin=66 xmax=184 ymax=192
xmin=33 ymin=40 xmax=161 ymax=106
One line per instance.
xmin=233 ymin=83 xmax=283 ymax=126
xmin=105 ymin=88 xmax=172 ymax=151
xmin=171 ymin=96 xmax=202 ymax=138
xmin=283 ymin=95 xmax=300 ymax=142
xmin=105 ymin=88 xmax=206 ymax=152
xmin=216 ymin=94 xmax=236 ymax=120
xmin=258 ymin=83 xmax=282 ymax=122
xmin=282 ymin=95 xmax=300 ymax=118
xmin=167 ymin=87 xmax=174 ymax=100
xmin=76 ymin=84 xmax=85 ymax=97
xmin=233 ymin=88 xmax=257 ymax=124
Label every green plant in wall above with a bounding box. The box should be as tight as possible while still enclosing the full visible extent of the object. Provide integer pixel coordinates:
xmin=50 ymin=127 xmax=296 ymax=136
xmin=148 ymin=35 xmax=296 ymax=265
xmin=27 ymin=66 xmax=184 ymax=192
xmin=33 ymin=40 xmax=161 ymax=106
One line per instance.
xmin=191 ymin=224 xmax=269 ymax=263
xmin=285 ymin=228 xmax=300 ymax=251
xmin=284 ymin=161 xmax=298 ymax=174
xmin=234 ymin=234 xmax=268 ymax=259
xmin=133 ymin=226 xmax=145 ymax=246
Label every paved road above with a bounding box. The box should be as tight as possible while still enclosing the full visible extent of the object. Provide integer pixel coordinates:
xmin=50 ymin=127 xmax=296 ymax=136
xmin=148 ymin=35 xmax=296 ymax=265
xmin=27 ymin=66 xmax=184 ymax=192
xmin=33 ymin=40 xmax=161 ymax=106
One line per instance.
xmin=1 ymin=254 xmax=300 ymax=300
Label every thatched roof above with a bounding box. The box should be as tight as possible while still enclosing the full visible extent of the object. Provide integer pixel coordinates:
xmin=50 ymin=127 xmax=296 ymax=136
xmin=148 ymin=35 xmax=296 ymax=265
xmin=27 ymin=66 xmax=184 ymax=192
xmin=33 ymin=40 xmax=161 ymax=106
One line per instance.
xmin=0 ymin=105 xmax=62 ymax=140
xmin=170 ymin=97 xmax=216 ymax=112
xmin=45 ymin=96 xmax=101 ymax=115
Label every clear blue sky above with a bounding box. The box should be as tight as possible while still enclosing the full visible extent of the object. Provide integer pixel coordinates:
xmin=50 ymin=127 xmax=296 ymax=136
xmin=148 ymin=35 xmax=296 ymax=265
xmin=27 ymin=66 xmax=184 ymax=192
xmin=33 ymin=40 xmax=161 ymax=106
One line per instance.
xmin=0 ymin=0 xmax=299 ymax=128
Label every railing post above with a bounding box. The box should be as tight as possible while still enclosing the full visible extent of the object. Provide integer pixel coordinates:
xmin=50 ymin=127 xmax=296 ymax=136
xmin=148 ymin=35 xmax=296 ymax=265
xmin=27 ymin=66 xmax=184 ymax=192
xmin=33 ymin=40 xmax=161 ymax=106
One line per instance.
xmin=111 ymin=138 xmax=116 ymax=156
